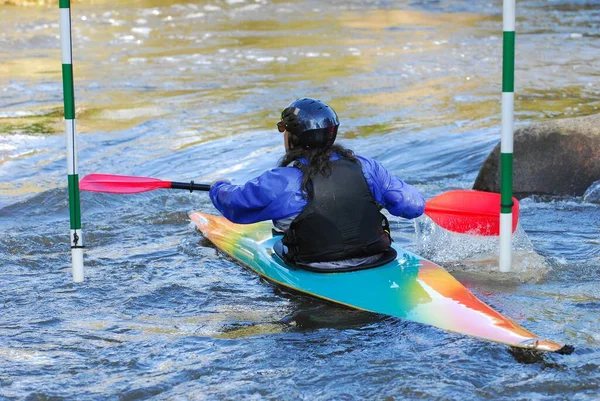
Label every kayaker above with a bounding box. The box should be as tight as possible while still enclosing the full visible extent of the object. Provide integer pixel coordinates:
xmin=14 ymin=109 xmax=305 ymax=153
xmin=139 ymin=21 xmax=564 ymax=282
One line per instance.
xmin=209 ymin=97 xmax=425 ymax=271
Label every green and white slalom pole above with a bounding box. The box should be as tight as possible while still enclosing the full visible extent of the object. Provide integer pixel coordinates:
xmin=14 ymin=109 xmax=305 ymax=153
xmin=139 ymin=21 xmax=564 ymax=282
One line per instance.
xmin=60 ymin=0 xmax=84 ymax=282
xmin=499 ymin=0 xmax=515 ymax=273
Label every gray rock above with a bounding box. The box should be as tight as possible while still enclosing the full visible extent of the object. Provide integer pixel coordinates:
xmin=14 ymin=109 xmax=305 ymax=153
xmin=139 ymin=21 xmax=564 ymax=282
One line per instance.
xmin=473 ymin=114 xmax=600 ymax=198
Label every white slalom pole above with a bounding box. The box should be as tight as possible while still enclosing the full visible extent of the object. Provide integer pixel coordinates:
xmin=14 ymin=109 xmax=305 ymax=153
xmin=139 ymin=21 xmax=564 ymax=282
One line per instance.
xmin=60 ymin=0 xmax=84 ymax=282
xmin=499 ymin=0 xmax=515 ymax=273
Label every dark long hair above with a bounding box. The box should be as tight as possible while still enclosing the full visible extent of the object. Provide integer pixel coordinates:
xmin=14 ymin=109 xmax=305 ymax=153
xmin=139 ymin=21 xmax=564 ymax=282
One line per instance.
xmin=278 ymin=144 xmax=357 ymax=197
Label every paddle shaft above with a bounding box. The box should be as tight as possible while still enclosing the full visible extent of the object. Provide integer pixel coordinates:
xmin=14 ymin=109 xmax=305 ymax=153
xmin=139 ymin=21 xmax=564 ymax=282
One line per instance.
xmin=171 ymin=181 xmax=211 ymax=192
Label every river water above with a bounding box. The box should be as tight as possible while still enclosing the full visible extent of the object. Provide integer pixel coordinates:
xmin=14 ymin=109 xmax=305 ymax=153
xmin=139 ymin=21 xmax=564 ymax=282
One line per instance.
xmin=1 ymin=0 xmax=599 ymax=399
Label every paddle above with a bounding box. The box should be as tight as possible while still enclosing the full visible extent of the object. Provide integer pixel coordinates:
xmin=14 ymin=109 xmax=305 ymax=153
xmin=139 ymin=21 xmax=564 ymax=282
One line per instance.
xmin=80 ymin=174 xmax=519 ymax=236
xmin=423 ymin=189 xmax=519 ymax=236
xmin=80 ymin=173 xmax=211 ymax=194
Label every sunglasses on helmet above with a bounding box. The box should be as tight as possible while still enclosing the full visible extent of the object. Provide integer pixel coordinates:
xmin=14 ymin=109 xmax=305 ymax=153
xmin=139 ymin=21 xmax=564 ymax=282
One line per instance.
xmin=277 ymin=121 xmax=286 ymax=133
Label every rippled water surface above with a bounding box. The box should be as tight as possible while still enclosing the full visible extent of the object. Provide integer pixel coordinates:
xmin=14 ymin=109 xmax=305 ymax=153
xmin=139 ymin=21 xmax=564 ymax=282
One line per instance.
xmin=1 ymin=0 xmax=600 ymax=399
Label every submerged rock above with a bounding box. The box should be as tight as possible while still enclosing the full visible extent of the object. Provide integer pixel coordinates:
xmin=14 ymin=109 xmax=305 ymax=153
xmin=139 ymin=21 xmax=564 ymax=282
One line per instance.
xmin=474 ymin=114 xmax=600 ymax=198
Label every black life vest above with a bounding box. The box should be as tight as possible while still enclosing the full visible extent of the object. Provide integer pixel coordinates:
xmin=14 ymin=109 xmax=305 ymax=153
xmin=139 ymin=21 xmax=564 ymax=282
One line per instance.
xmin=281 ymin=158 xmax=393 ymax=265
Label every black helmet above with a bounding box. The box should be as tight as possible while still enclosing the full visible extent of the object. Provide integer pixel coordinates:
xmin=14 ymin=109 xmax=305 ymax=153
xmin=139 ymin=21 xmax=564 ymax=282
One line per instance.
xmin=278 ymin=97 xmax=339 ymax=149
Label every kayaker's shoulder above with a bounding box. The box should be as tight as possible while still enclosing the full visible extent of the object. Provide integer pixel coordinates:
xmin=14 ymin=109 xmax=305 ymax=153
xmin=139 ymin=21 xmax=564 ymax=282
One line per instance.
xmin=261 ymin=166 xmax=303 ymax=179
xmin=353 ymin=154 xmax=384 ymax=170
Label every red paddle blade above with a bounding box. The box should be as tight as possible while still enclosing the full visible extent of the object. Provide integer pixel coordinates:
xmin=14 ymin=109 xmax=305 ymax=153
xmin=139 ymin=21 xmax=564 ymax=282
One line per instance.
xmin=80 ymin=174 xmax=171 ymax=194
xmin=424 ymin=190 xmax=519 ymax=236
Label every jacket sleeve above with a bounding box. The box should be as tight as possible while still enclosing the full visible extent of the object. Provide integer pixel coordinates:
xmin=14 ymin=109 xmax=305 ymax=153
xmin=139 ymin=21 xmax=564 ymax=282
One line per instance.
xmin=209 ymin=168 xmax=306 ymax=224
xmin=357 ymin=155 xmax=425 ymax=219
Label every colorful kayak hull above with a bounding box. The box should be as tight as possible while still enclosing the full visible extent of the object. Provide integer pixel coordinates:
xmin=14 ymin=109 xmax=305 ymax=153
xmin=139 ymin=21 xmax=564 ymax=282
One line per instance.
xmin=190 ymin=212 xmax=568 ymax=353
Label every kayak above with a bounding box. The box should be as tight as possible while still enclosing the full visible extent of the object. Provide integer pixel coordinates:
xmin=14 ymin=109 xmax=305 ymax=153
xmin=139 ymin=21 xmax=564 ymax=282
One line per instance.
xmin=190 ymin=212 xmax=572 ymax=353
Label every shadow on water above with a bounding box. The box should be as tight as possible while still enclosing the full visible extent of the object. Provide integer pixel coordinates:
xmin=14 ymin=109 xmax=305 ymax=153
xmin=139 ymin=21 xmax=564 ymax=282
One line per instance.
xmin=277 ymin=304 xmax=384 ymax=331
xmin=217 ymin=303 xmax=384 ymax=339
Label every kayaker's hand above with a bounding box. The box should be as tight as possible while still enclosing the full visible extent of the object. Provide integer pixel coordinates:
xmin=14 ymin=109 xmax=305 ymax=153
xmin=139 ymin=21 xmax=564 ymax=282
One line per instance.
xmin=211 ymin=178 xmax=231 ymax=187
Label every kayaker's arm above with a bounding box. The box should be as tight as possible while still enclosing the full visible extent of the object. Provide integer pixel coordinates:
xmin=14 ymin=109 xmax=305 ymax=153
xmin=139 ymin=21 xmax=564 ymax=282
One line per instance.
xmin=209 ymin=168 xmax=307 ymax=224
xmin=357 ymin=155 xmax=425 ymax=219
xmin=383 ymin=180 xmax=425 ymax=219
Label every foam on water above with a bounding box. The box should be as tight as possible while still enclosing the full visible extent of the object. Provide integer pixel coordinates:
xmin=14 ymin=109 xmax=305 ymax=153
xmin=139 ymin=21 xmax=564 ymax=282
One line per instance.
xmin=415 ymin=217 xmax=551 ymax=283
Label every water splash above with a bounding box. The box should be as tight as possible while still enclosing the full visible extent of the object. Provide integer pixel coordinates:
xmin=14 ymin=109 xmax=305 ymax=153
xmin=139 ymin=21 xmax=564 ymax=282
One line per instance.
xmin=583 ymin=181 xmax=600 ymax=204
xmin=414 ymin=216 xmax=550 ymax=283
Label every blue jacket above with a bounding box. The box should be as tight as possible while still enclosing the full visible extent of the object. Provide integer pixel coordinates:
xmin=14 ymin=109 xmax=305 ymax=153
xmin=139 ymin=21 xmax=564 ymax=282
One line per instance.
xmin=209 ymin=154 xmax=425 ymax=224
